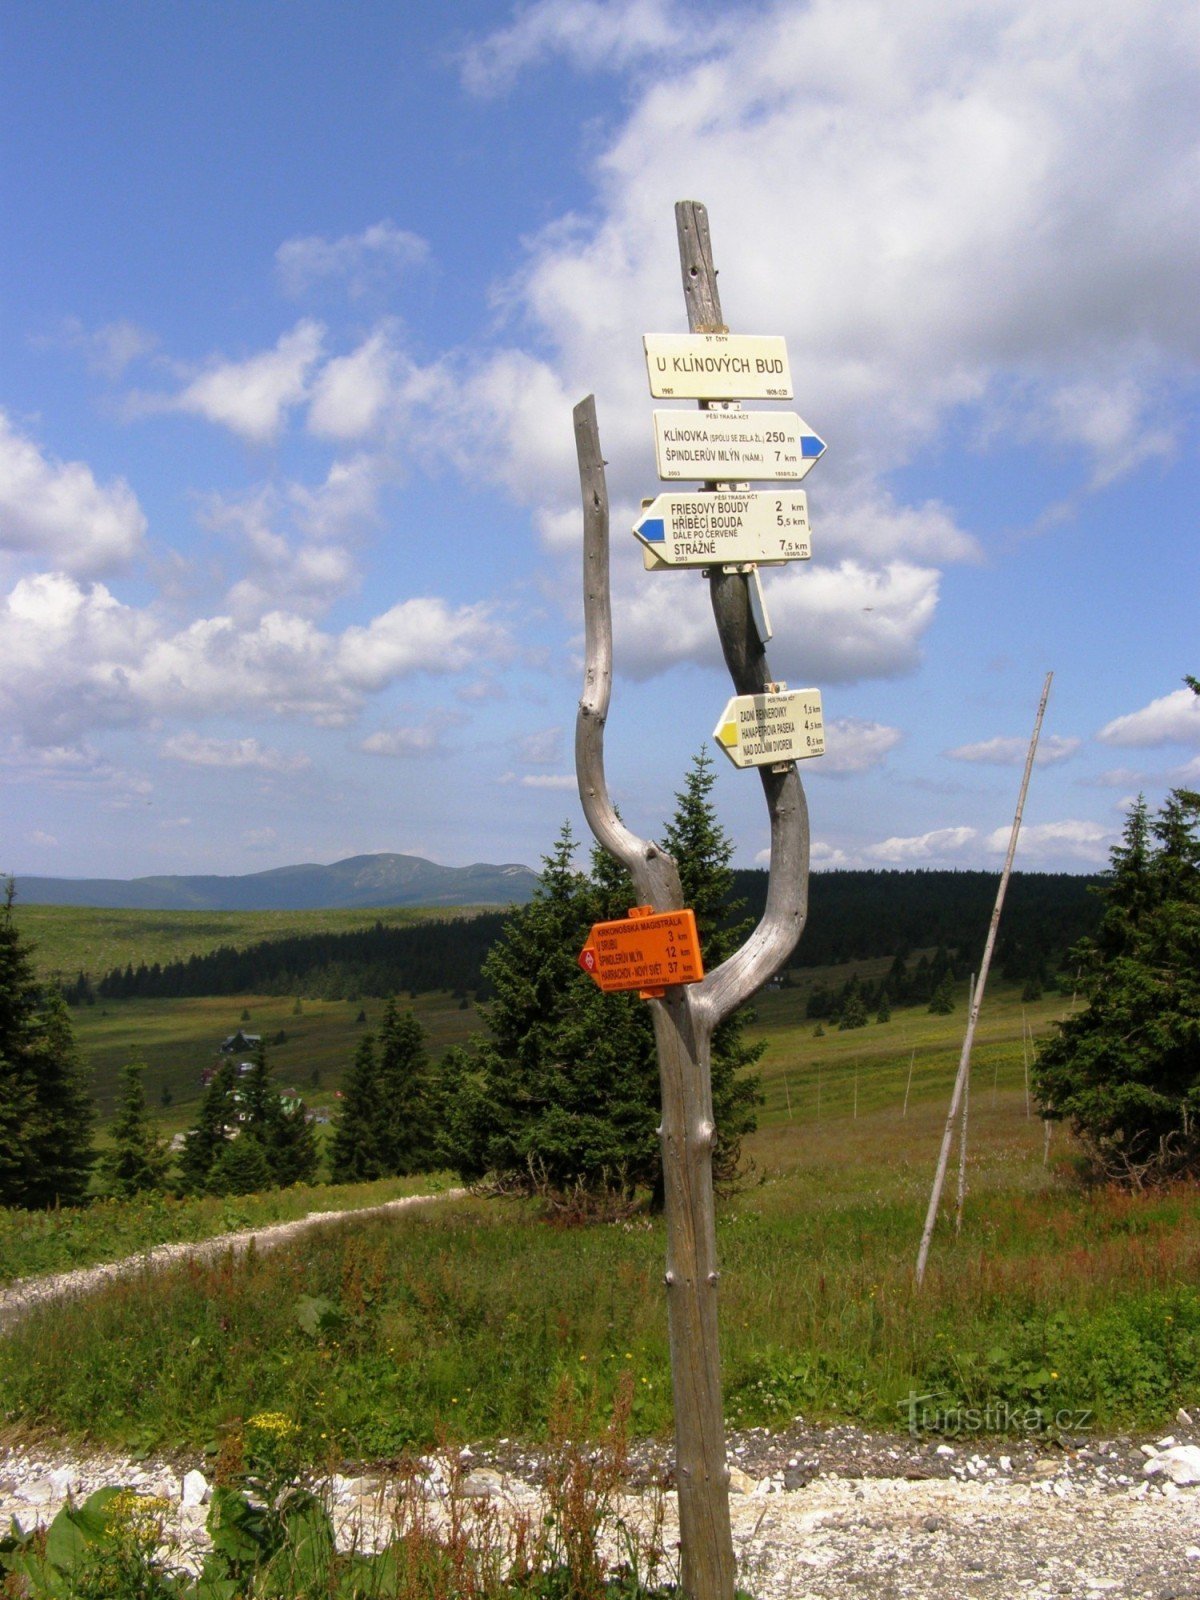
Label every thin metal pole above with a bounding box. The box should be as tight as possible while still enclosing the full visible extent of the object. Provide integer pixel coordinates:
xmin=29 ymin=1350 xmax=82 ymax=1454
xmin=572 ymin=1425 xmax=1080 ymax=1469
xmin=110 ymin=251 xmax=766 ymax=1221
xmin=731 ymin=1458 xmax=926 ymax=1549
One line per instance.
xmin=915 ymin=672 xmax=1053 ymax=1286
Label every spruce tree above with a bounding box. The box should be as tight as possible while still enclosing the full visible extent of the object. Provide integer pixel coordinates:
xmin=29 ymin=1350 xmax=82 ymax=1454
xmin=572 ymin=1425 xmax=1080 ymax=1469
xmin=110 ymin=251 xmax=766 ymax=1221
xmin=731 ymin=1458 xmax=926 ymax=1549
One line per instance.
xmin=330 ymin=1034 xmax=385 ymax=1182
xmin=98 ymin=1058 xmax=171 ymax=1197
xmin=1035 ymin=783 xmax=1200 ymax=1184
xmin=438 ymin=749 xmax=765 ymax=1205
xmin=374 ymin=1001 xmax=431 ymax=1176
xmin=0 ymin=885 xmax=95 ymax=1208
xmin=179 ymin=1059 xmax=238 ymax=1194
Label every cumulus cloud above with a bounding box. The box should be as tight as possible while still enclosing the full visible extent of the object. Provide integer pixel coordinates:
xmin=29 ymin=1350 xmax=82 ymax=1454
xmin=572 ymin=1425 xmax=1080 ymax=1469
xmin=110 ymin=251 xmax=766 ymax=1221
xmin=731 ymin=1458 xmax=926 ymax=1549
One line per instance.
xmin=809 ymin=718 xmax=902 ymax=776
xmin=0 ymin=412 xmax=146 ymax=576
xmin=160 ymin=732 xmax=311 ymax=772
xmin=308 ymin=327 xmax=399 ymax=440
xmin=986 ymin=817 xmax=1113 ymax=863
xmin=141 ymin=321 xmax=325 ymax=444
xmin=276 ymin=221 xmax=428 ymax=299
xmin=435 ymin=0 xmax=1200 ymax=698
xmin=947 ymin=733 xmax=1081 ymax=765
xmin=459 ymin=0 xmax=702 ymax=95
xmin=0 ymin=572 xmax=510 ymax=742
xmin=1099 ymin=687 xmax=1200 ymax=747
xmin=866 ymin=826 xmax=977 ymax=864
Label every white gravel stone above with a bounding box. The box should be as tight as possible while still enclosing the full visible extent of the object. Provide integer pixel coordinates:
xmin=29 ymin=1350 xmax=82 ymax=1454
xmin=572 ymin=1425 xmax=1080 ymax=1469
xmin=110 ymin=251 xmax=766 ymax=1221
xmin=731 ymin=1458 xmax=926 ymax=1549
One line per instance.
xmin=181 ymin=1469 xmax=210 ymax=1507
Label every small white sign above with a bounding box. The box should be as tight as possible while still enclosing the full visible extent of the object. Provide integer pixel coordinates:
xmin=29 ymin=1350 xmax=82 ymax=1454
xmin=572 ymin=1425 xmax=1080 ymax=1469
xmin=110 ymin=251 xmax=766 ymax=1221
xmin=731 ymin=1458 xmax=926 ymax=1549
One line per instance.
xmin=653 ymin=410 xmax=825 ymax=481
xmin=714 ymin=689 xmax=825 ymax=769
xmin=634 ymin=490 xmax=811 ymax=568
xmin=643 ymin=333 xmax=793 ymax=400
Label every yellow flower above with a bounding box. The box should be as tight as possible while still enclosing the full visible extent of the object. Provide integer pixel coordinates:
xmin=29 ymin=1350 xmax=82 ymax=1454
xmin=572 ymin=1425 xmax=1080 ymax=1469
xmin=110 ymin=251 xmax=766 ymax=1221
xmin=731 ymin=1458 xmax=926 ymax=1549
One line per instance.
xmin=247 ymin=1411 xmax=298 ymax=1436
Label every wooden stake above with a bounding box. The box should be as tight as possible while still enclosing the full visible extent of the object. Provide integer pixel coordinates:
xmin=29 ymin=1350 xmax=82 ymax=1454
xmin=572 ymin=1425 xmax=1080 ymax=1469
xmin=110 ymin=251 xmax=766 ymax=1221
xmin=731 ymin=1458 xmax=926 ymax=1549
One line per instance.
xmin=1021 ymin=1009 xmax=1031 ymax=1119
xmin=903 ymin=1048 xmax=915 ymax=1118
xmin=955 ymin=975 xmax=975 ymax=1236
xmin=915 ymin=672 xmax=1053 ymax=1287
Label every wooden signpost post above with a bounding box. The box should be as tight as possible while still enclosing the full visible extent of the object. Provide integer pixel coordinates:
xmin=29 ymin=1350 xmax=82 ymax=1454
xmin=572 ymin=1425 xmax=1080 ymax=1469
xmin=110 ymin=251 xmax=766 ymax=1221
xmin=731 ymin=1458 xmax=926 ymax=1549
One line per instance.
xmin=573 ymin=201 xmax=827 ymax=1600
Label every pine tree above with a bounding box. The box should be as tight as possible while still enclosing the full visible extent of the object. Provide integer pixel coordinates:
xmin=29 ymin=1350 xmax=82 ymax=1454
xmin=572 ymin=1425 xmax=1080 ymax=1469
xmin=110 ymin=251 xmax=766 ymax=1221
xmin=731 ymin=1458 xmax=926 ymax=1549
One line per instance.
xmin=1034 ymin=785 xmax=1200 ymax=1185
xmin=98 ymin=1058 xmax=171 ymax=1197
xmin=0 ymin=885 xmax=95 ymax=1208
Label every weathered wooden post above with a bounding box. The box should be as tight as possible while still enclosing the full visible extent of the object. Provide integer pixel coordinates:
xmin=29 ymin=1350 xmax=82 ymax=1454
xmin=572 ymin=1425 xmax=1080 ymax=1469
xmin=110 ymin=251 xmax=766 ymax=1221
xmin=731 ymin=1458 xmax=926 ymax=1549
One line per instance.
xmin=573 ymin=201 xmax=826 ymax=1600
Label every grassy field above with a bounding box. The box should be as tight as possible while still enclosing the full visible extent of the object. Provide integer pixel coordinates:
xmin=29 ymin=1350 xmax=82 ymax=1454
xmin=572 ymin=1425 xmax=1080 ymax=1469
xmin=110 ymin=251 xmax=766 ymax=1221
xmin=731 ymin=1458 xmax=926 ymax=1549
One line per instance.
xmin=10 ymin=969 xmax=1200 ymax=1455
xmin=74 ymin=989 xmax=484 ymax=1123
xmin=10 ymin=901 xmax=476 ymax=985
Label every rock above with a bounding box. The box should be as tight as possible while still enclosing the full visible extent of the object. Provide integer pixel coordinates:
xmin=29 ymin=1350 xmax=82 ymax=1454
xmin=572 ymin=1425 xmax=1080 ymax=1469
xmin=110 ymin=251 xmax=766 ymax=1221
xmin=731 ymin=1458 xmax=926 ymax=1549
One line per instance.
xmin=1177 ymin=1408 xmax=1193 ymax=1426
xmin=934 ymin=1444 xmax=955 ymax=1458
xmin=1140 ymin=1444 xmax=1160 ymax=1458
xmin=48 ymin=1466 xmax=74 ymax=1497
xmin=181 ymin=1469 xmax=210 ymax=1508
xmin=461 ymin=1469 xmax=506 ymax=1498
xmin=1186 ymin=1546 xmax=1200 ymax=1562
xmin=19 ymin=1478 xmax=54 ymax=1506
xmin=1142 ymin=1445 xmax=1200 ymax=1486
xmin=1154 ymin=1436 xmax=1178 ymax=1450
xmin=922 ymin=1515 xmax=943 ymax=1533
xmin=727 ymin=1467 xmax=756 ymax=1494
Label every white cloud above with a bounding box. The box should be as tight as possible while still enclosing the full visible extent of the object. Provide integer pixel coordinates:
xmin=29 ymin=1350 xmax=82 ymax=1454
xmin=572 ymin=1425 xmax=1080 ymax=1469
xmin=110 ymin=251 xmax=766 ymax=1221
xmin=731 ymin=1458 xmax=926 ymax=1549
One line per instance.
xmin=612 ymin=558 xmax=940 ymax=682
xmin=49 ymin=317 xmax=159 ymax=379
xmin=150 ymin=321 xmax=325 ymax=444
xmin=0 ymin=412 xmax=146 ymax=576
xmin=0 ymin=572 xmax=510 ymax=741
xmin=29 ymin=829 xmax=58 ymax=848
xmin=361 ymin=726 xmax=444 ymax=758
xmin=160 ymin=733 xmax=311 ymax=772
xmin=1099 ymin=687 xmax=1200 ymax=747
xmin=500 ymin=771 xmax=578 ymax=791
xmin=866 ymin=826 xmax=977 ymax=864
xmin=459 ymin=0 xmax=700 ymax=96
xmin=438 ymin=0 xmax=1200 ymax=698
xmin=275 ymin=221 xmax=428 ymax=299
xmin=809 ymin=718 xmax=902 ymax=776
xmin=947 ymin=733 xmax=1081 ymax=765
xmin=308 ymin=327 xmax=398 ymax=440
xmin=986 ymin=817 xmax=1113 ymax=863
xmin=517 ymin=725 xmax=563 ymax=765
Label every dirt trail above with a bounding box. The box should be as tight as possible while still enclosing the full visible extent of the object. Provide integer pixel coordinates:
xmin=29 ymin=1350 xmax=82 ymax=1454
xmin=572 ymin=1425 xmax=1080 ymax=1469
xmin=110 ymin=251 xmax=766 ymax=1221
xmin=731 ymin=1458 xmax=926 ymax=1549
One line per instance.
xmin=0 ymin=1187 xmax=465 ymax=1332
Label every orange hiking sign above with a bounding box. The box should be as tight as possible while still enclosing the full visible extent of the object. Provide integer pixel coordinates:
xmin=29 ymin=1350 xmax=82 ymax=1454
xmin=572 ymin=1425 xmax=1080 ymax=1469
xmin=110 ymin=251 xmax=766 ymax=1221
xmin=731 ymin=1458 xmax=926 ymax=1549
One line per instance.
xmin=577 ymin=905 xmax=704 ymax=998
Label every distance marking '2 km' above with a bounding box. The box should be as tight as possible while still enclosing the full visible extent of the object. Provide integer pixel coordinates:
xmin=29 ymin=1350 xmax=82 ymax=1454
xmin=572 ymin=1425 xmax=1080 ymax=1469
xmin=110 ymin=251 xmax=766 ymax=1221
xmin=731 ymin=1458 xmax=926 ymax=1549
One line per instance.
xmin=653 ymin=410 xmax=826 ymax=481
xmin=714 ymin=689 xmax=826 ymax=769
xmin=578 ymin=906 xmax=704 ymax=998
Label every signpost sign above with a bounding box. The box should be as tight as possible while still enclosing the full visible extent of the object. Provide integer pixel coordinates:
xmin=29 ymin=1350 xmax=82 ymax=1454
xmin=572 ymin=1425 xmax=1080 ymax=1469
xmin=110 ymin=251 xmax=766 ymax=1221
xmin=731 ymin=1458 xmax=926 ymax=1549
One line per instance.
xmin=578 ymin=906 xmax=704 ymax=998
xmin=634 ymin=489 xmax=811 ymax=568
xmin=653 ymin=409 xmax=825 ymax=481
xmin=713 ymin=688 xmax=826 ymax=768
xmin=643 ymin=332 xmax=792 ymax=400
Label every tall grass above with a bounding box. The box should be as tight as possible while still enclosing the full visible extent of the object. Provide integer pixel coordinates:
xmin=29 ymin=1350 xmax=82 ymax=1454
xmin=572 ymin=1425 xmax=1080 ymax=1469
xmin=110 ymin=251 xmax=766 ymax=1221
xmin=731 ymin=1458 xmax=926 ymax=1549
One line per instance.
xmin=5 ymin=1160 xmax=1200 ymax=1456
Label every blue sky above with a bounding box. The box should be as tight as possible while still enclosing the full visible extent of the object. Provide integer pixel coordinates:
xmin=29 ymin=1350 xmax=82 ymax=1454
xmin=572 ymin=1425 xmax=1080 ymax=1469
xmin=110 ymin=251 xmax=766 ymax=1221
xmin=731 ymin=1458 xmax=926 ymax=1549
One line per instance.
xmin=2 ymin=0 xmax=1197 ymax=883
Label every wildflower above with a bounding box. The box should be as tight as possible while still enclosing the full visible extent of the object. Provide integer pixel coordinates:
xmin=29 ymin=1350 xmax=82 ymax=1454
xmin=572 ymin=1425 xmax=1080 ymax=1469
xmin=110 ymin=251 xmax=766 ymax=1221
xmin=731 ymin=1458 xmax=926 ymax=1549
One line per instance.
xmin=247 ymin=1411 xmax=298 ymax=1436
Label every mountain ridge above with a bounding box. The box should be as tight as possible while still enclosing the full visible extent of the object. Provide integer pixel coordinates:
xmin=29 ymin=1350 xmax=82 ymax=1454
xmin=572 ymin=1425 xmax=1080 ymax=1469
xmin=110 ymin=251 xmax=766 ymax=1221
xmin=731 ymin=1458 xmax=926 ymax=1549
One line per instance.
xmin=11 ymin=852 xmax=539 ymax=911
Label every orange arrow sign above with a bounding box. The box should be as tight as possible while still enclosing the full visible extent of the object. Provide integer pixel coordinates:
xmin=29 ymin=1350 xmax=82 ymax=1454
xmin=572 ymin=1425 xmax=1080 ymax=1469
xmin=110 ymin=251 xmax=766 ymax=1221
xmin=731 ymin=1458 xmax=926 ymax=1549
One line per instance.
xmin=578 ymin=905 xmax=704 ymax=998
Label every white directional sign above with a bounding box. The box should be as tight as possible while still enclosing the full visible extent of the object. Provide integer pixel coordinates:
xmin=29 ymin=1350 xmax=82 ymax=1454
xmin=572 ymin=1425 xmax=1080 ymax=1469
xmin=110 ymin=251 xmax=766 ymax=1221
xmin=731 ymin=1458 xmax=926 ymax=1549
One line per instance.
xmin=713 ymin=689 xmax=825 ymax=768
xmin=653 ymin=410 xmax=825 ymax=482
xmin=644 ymin=333 xmax=793 ymax=400
xmin=633 ymin=491 xmax=811 ymax=568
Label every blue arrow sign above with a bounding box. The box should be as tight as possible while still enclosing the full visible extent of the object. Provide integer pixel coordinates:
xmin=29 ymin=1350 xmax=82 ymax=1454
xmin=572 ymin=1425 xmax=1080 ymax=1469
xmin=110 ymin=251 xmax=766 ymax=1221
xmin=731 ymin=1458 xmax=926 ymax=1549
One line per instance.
xmin=801 ymin=435 xmax=825 ymax=458
xmin=635 ymin=514 xmax=666 ymax=543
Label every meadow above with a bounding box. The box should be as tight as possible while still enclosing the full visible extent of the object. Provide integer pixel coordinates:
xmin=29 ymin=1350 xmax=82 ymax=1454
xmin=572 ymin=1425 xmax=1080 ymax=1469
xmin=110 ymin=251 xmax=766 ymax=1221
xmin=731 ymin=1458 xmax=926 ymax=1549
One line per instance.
xmin=6 ymin=969 xmax=1200 ymax=1457
xmin=10 ymin=902 xmax=466 ymax=988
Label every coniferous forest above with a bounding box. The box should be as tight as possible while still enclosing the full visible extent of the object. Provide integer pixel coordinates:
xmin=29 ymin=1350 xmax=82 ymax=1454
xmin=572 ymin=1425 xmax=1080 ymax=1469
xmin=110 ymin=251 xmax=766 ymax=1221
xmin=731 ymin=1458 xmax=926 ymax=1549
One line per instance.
xmin=79 ymin=868 xmax=1101 ymax=1006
